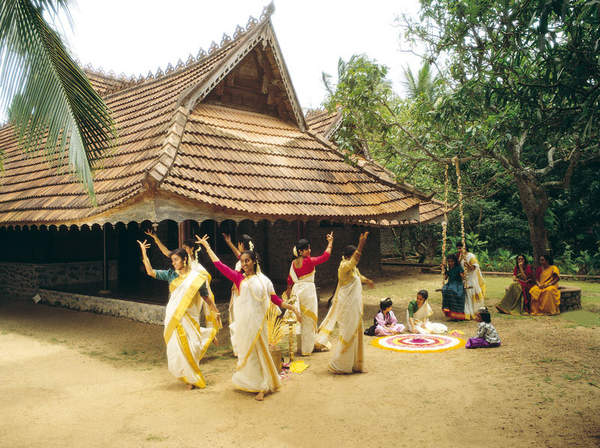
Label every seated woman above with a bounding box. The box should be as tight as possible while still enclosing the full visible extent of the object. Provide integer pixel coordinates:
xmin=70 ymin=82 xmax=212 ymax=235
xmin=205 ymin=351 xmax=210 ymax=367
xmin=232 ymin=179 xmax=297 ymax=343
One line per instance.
xmin=374 ymin=298 xmax=405 ymax=336
xmin=441 ymin=254 xmax=467 ymax=320
xmin=529 ymin=254 xmax=561 ymax=316
xmin=407 ymin=290 xmax=448 ymax=334
xmin=496 ymin=254 xmax=535 ymax=315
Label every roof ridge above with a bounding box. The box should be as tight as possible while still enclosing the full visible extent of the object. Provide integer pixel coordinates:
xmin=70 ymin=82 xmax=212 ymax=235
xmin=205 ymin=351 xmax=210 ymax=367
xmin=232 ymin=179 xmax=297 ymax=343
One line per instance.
xmin=142 ymin=106 xmax=189 ymax=190
xmin=84 ymin=4 xmax=276 ymax=97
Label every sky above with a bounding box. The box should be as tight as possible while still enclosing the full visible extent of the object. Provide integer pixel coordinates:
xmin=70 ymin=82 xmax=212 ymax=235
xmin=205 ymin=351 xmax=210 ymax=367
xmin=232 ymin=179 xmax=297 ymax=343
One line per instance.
xmin=58 ymin=0 xmax=424 ymax=111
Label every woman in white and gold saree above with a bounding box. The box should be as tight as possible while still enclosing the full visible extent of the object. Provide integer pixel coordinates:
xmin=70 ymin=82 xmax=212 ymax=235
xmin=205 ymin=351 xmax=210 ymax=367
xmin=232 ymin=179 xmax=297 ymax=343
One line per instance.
xmin=196 ymin=235 xmax=300 ymax=401
xmin=222 ymin=233 xmax=256 ymax=356
xmin=328 ymin=232 xmax=372 ymax=374
xmin=138 ymin=240 xmax=219 ymax=389
xmin=285 ymin=232 xmax=333 ymax=355
xmin=457 ymin=242 xmax=486 ymax=320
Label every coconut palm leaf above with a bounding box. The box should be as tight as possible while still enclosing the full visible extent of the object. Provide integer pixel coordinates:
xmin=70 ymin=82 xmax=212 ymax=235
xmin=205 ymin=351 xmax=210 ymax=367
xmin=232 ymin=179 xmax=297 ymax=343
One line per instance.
xmin=0 ymin=0 xmax=116 ymax=200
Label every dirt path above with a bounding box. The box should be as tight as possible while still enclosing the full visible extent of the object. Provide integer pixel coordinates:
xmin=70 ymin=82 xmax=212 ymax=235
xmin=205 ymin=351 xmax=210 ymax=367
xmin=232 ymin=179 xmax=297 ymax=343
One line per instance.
xmin=1 ymin=271 xmax=599 ymax=448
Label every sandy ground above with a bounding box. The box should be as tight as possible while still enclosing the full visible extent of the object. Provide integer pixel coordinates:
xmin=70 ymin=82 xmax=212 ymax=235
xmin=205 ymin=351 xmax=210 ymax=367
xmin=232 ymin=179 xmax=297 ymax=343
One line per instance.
xmin=1 ymin=269 xmax=599 ymax=448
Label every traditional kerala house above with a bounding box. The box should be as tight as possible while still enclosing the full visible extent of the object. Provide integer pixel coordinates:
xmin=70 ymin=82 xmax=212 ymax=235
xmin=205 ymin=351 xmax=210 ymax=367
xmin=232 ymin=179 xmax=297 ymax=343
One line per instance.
xmin=0 ymin=5 xmax=429 ymax=308
xmin=305 ymin=107 xmax=449 ymax=259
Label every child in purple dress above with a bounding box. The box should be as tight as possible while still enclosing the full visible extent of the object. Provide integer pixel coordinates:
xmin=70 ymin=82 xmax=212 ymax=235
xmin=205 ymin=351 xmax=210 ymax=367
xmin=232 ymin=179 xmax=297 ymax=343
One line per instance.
xmin=466 ymin=307 xmax=501 ymax=349
xmin=374 ymin=298 xmax=405 ymax=336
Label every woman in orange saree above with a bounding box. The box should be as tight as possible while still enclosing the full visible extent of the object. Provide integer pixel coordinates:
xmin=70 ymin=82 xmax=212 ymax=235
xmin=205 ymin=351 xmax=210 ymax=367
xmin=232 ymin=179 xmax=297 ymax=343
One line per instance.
xmin=529 ymin=254 xmax=561 ymax=316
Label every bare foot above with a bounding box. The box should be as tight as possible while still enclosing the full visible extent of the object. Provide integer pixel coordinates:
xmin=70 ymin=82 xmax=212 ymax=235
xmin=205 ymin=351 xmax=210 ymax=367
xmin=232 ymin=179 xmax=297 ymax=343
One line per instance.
xmin=255 ymin=391 xmax=265 ymax=401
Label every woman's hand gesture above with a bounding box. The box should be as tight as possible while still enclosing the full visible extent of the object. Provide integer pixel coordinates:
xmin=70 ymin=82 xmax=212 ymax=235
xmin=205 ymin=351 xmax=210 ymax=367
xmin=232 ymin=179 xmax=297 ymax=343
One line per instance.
xmin=144 ymin=229 xmax=157 ymax=240
xmin=137 ymin=239 xmax=150 ymax=253
xmin=326 ymin=232 xmax=334 ymax=243
xmin=195 ymin=234 xmax=210 ymax=248
xmin=359 ymin=231 xmax=369 ymax=243
xmin=222 ymin=233 xmax=232 ymax=245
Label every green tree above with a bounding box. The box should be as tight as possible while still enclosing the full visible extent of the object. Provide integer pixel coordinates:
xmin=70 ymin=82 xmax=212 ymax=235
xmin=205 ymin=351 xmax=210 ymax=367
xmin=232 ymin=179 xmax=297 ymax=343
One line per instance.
xmin=0 ymin=0 xmax=115 ymax=198
xmin=401 ymin=61 xmax=439 ymax=101
xmin=326 ymin=1 xmax=600 ymax=264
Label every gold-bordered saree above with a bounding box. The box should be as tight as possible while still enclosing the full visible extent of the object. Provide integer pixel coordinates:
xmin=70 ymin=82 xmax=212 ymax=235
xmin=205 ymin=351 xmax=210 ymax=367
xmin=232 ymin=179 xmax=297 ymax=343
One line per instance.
xmin=163 ymin=266 xmax=219 ymax=388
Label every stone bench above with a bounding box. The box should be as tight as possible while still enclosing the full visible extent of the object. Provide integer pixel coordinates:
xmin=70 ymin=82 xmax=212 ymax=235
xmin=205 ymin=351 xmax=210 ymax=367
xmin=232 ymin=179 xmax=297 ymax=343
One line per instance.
xmin=559 ymin=286 xmax=582 ymax=313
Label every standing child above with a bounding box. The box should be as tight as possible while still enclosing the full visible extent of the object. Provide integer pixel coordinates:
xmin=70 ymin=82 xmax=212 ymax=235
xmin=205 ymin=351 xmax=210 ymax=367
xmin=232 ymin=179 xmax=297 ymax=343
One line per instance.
xmin=465 ymin=307 xmax=501 ymax=349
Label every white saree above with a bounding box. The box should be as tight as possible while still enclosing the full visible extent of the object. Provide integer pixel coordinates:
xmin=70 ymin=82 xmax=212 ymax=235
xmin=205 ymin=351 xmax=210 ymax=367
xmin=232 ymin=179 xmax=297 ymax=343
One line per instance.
xmin=407 ymin=302 xmax=448 ymax=334
xmin=289 ymin=265 xmax=318 ymax=355
xmin=315 ymin=284 xmax=340 ymax=351
xmin=462 ymin=252 xmax=486 ymax=319
xmin=163 ymin=267 xmax=219 ymax=388
xmin=230 ymin=273 xmax=281 ymax=393
xmin=329 ymin=264 xmax=364 ymax=374
xmin=228 ymin=259 xmax=242 ymax=357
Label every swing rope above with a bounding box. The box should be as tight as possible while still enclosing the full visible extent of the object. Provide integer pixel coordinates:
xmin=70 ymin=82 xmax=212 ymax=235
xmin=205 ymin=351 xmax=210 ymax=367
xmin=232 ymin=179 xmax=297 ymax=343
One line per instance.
xmin=453 ymin=156 xmax=466 ymax=251
xmin=440 ymin=157 xmax=466 ymax=288
xmin=441 ymin=163 xmax=449 ymax=285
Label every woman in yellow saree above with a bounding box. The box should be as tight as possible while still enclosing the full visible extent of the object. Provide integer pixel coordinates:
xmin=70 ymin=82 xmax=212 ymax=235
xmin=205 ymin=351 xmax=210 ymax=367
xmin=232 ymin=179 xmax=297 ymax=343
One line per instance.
xmin=328 ymin=232 xmax=372 ymax=374
xmin=529 ymin=254 xmax=561 ymax=316
xmin=138 ymin=240 xmax=220 ymax=389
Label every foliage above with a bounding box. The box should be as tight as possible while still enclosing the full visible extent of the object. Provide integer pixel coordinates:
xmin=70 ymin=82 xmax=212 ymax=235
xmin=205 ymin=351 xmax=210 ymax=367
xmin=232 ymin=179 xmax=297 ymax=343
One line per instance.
xmin=324 ymin=0 xmax=600 ymax=264
xmin=0 ymin=0 xmax=116 ymax=198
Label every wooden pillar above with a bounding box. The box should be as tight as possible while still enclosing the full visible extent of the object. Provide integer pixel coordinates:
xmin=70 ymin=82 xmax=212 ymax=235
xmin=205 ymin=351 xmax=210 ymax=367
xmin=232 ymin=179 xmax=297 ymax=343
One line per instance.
xmin=178 ymin=221 xmax=185 ymax=248
xmin=100 ymin=223 xmax=110 ymax=294
xmin=262 ymin=221 xmax=270 ymax=274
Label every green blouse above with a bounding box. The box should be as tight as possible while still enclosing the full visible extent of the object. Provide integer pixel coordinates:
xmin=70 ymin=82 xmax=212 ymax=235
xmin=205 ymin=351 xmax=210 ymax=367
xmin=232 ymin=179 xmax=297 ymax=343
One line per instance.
xmin=154 ymin=268 xmax=209 ymax=296
xmin=407 ymin=300 xmax=418 ymax=317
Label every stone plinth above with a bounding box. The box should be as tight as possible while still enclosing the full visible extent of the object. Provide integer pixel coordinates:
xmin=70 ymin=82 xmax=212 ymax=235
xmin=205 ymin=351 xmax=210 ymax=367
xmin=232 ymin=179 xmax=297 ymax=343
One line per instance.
xmin=559 ymin=286 xmax=582 ymax=313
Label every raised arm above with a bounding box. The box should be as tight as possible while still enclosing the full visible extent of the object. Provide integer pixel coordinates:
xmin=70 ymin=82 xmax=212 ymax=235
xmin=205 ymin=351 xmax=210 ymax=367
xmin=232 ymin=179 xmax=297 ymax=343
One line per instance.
xmin=196 ymin=235 xmax=243 ymax=287
xmin=222 ymin=233 xmax=241 ymax=259
xmin=311 ymin=232 xmax=334 ymax=265
xmin=137 ymin=240 xmax=156 ymax=278
xmin=144 ymin=229 xmax=170 ymax=258
xmin=350 ymin=232 xmax=369 ymax=268
xmin=196 ymin=234 xmax=220 ymax=263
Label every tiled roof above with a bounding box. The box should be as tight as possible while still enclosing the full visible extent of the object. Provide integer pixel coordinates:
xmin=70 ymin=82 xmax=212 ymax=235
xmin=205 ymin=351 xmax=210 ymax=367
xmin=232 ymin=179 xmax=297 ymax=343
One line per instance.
xmin=0 ymin=10 xmax=422 ymax=227
xmin=0 ymin=33 xmax=244 ymax=225
xmin=84 ymin=70 xmax=136 ymax=95
xmin=306 ymin=108 xmax=452 ymax=226
xmin=305 ymin=108 xmax=342 ymax=139
xmin=161 ymin=103 xmax=420 ymax=218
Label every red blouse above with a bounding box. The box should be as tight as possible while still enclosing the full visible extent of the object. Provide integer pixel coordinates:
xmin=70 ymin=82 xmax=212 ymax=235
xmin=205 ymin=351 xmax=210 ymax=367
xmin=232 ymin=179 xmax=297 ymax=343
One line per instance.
xmin=286 ymin=250 xmax=331 ymax=287
xmin=214 ymin=261 xmax=282 ymax=306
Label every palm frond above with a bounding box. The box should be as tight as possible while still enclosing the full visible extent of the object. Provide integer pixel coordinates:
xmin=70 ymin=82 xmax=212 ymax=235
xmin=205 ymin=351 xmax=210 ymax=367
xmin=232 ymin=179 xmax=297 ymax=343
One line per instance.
xmin=266 ymin=304 xmax=284 ymax=346
xmin=401 ymin=65 xmax=418 ymax=98
xmin=0 ymin=0 xmax=116 ymax=200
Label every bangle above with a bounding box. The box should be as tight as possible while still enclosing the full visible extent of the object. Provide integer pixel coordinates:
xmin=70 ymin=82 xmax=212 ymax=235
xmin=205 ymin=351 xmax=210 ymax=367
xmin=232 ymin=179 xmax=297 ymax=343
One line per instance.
xmin=355 ymin=250 xmax=362 ymax=255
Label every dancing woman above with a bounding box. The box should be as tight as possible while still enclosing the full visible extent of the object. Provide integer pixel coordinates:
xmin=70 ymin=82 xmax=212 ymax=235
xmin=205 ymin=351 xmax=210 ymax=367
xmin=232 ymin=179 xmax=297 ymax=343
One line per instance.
xmin=328 ymin=232 xmax=371 ymax=374
xmin=222 ymin=233 xmax=256 ymax=355
xmin=285 ymin=232 xmax=333 ymax=355
xmin=196 ymin=235 xmax=300 ymax=401
xmin=144 ymin=229 xmax=221 ymax=328
xmin=138 ymin=240 xmax=218 ymax=389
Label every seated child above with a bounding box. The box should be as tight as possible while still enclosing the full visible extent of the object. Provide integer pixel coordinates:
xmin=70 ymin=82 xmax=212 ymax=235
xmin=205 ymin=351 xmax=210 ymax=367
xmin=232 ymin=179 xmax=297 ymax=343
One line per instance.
xmin=406 ymin=290 xmax=448 ymax=334
xmin=465 ymin=307 xmax=501 ymax=349
xmin=374 ymin=298 xmax=405 ymax=336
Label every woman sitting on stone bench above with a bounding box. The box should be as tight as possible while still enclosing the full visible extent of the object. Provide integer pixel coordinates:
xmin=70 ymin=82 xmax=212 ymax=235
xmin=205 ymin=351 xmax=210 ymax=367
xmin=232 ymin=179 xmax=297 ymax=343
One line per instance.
xmin=529 ymin=254 xmax=561 ymax=316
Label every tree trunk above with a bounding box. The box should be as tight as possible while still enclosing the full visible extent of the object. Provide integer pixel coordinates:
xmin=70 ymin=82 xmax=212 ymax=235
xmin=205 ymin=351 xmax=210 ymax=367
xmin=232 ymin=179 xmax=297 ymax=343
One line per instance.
xmin=513 ymin=172 xmax=549 ymax=265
